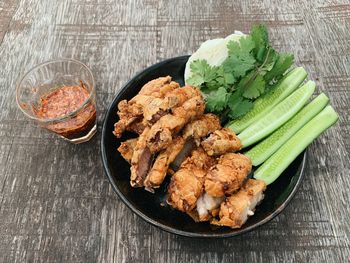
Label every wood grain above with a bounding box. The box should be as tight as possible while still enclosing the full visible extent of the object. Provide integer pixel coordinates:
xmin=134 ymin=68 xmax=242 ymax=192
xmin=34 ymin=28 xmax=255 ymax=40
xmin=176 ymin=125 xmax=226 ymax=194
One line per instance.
xmin=0 ymin=0 xmax=349 ymax=262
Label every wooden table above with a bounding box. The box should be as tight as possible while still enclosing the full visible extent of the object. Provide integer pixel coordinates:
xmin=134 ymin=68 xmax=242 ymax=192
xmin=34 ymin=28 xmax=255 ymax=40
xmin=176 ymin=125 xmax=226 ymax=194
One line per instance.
xmin=1 ymin=0 xmax=349 ymax=262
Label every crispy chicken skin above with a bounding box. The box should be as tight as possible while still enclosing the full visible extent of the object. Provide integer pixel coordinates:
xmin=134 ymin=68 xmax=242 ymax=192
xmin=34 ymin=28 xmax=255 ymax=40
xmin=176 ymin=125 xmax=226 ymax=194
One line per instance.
xmin=201 ymin=128 xmax=242 ymax=156
xmin=142 ymin=85 xmax=202 ymax=126
xmin=218 ymin=153 xmax=252 ymax=173
xmin=205 ymin=153 xmax=252 ymax=197
xmin=144 ymin=136 xmax=186 ymax=191
xmin=130 ymin=127 xmax=153 ymax=187
xmin=211 ymin=179 xmax=266 ymax=228
xmin=166 ymin=85 xmax=202 ymax=108
xmin=138 ymin=76 xmax=174 ymax=96
xmin=182 ymin=114 xmax=221 ymax=145
xmin=113 ymin=99 xmax=144 ymax=137
xmin=145 ymin=115 xmax=182 ymax=152
xmin=146 ymin=95 xmax=205 ymax=153
xmin=118 ymin=138 xmax=137 ymax=163
xmin=125 ymin=119 xmax=146 ymax=135
xmin=183 ymin=147 xmax=216 ymax=171
xmin=167 ymin=148 xmax=215 ymax=212
xmin=142 ymin=98 xmax=168 ymax=125
xmin=113 ymin=76 xmax=179 ymax=138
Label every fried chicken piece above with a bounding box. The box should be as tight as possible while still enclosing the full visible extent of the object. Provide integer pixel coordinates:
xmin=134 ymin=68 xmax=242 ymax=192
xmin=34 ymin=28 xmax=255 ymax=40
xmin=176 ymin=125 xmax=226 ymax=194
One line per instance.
xmin=142 ymin=85 xmax=202 ymax=126
xmin=113 ymin=98 xmax=146 ymax=137
xmin=167 ymin=148 xmax=215 ymax=212
xmin=137 ymin=80 xmax=181 ymax=126
xmin=125 ymin=118 xmax=146 ymax=135
xmin=189 ymin=193 xmax=224 ymax=222
xmin=138 ymin=76 xmax=174 ymax=96
xmin=201 ymin=128 xmax=242 ymax=156
xmin=142 ymin=98 xmax=168 ymax=125
xmin=144 ymin=136 xmax=186 ymax=192
xmin=113 ymin=77 xmax=179 ymax=137
xmin=204 ymin=153 xmax=252 ymax=197
xmin=183 ymin=147 xmax=216 ymax=170
xmin=168 ymin=168 xmax=203 ymax=212
xmin=145 ymin=115 xmax=182 ymax=152
xmin=118 ymin=138 xmax=138 ymax=163
xmin=211 ymin=179 xmax=266 ymax=228
xmin=130 ymin=127 xmax=153 ymax=187
xmin=218 ymin=153 xmax=252 ymax=172
xmin=166 ymin=85 xmax=202 ymax=108
xmin=168 ymin=139 xmax=196 ymax=172
xmin=146 ymin=95 xmax=205 ymax=152
xmin=165 ymin=113 xmax=220 ymax=177
xmin=182 ymin=114 xmax=221 ymax=145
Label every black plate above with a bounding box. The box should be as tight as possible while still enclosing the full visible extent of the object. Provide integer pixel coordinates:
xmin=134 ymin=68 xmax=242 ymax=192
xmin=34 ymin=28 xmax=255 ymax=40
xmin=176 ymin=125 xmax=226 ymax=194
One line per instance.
xmin=101 ymin=55 xmax=306 ymax=238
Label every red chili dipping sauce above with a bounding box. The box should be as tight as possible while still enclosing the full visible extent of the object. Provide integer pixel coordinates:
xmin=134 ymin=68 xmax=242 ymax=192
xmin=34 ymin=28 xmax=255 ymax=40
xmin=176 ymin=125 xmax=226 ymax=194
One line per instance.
xmin=34 ymin=82 xmax=96 ymax=139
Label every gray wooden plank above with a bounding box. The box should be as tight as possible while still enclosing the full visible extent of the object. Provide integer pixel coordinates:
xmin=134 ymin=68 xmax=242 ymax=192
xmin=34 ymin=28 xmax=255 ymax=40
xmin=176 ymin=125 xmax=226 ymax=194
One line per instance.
xmin=0 ymin=0 xmax=349 ymax=262
xmin=0 ymin=0 xmax=20 ymax=44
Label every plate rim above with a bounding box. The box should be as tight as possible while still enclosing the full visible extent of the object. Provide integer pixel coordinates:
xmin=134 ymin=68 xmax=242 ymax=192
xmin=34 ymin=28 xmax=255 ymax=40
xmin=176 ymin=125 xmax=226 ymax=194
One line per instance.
xmin=100 ymin=55 xmax=307 ymax=238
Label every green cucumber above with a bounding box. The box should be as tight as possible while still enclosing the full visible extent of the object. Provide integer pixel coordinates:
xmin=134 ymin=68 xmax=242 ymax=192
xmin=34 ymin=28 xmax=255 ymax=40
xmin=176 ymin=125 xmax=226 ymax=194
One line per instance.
xmin=238 ymin=80 xmax=316 ymax=147
xmin=254 ymin=105 xmax=338 ymax=185
xmin=226 ymin=67 xmax=307 ymax=133
xmin=245 ymin=93 xmax=329 ymax=166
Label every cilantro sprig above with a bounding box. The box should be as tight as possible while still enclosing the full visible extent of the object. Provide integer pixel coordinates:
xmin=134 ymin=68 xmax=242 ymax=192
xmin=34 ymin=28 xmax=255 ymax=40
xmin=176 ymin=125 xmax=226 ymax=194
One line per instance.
xmin=187 ymin=24 xmax=294 ymax=122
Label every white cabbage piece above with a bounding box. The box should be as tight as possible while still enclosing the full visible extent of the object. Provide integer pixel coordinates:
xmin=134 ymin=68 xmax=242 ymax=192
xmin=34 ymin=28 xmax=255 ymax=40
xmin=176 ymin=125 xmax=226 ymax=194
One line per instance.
xmin=184 ymin=31 xmax=245 ymax=84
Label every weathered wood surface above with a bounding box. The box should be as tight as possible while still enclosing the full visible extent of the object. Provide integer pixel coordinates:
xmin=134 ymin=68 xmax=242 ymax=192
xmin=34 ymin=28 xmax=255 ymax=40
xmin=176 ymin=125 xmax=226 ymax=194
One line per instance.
xmin=0 ymin=0 xmax=349 ymax=262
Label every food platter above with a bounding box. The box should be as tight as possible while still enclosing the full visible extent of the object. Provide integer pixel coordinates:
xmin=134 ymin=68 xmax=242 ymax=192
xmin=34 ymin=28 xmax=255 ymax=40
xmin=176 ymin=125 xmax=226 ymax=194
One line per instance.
xmin=101 ymin=55 xmax=306 ymax=238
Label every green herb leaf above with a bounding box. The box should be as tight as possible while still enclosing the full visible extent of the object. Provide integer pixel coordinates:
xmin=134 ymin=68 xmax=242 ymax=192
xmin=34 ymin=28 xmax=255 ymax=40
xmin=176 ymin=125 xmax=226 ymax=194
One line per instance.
xmin=251 ymin=24 xmax=269 ymax=62
xmin=205 ymin=86 xmax=229 ymax=112
xmin=225 ymin=36 xmax=256 ymax=78
xmin=242 ymin=74 xmax=266 ymax=99
xmin=224 ymin=72 xmax=235 ymax=85
xmin=227 ymin=35 xmax=255 ymax=56
xmin=227 ymin=93 xmax=254 ymax=118
xmin=223 ymin=53 xmax=256 ymax=79
xmin=259 ymin=48 xmax=277 ymax=74
xmin=264 ymin=53 xmax=294 ymax=83
xmin=187 ymin=60 xmax=217 ymax=87
xmin=213 ymin=66 xmax=235 ymax=89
